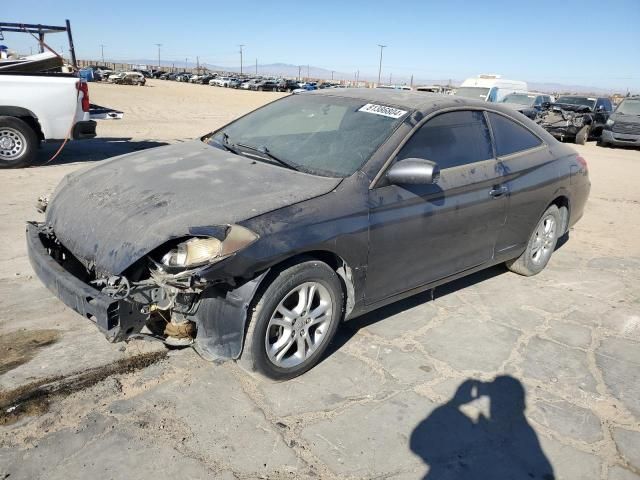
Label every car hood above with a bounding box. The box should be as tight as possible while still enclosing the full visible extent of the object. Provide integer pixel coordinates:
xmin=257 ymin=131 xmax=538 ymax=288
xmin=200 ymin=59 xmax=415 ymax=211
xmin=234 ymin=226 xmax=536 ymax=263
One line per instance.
xmin=610 ymin=112 xmax=640 ymax=124
xmin=46 ymin=140 xmax=341 ymax=275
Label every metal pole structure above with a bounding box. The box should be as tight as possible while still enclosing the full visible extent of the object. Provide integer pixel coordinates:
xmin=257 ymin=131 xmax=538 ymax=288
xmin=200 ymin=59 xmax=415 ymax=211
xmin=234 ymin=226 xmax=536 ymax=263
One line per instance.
xmin=185 ymin=58 xmax=188 ymax=71
xmin=298 ymin=65 xmax=301 ymax=81
xmin=255 ymin=58 xmax=257 ymax=75
xmin=377 ymin=44 xmax=386 ymax=86
xmin=389 ymin=72 xmax=392 ymax=84
xmin=100 ymin=44 xmax=105 ymax=64
xmin=65 ymin=19 xmax=77 ymax=68
xmin=238 ymin=44 xmax=244 ymax=75
xmin=196 ymin=56 xmax=200 ymax=73
xmin=410 ymin=74 xmax=414 ymax=88
xmin=356 ymin=69 xmax=359 ymax=85
xmin=331 ymin=70 xmax=334 ymax=80
xmin=307 ymin=64 xmax=310 ymax=80
xmin=155 ymin=43 xmax=162 ymax=70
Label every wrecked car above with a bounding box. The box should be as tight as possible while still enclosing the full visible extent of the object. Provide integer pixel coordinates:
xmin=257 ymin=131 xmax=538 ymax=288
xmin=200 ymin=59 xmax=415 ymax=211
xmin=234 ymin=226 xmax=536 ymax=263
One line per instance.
xmin=600 ymin=96 xmax=640 ymax=148
xmin=536 ymin=95 xmax=613 ymax=144
xmin=27 ymin=90 xmax=590 ymax=379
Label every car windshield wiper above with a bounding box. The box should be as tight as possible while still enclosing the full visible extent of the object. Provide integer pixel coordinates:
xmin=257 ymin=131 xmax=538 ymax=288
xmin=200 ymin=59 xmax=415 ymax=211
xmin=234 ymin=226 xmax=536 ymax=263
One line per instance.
xmin=234 ymin=142 xmax=298 ymax=171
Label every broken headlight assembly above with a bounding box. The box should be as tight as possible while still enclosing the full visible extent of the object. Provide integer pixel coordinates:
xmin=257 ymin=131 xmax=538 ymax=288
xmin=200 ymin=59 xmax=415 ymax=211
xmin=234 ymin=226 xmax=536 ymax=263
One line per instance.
xmin=606 ymin=118 xmax=615 ymax=127
xmin=572 ymin=115 xmax=584 ymax=127
xmin=160 ymin=225 xmax=258 ymax=269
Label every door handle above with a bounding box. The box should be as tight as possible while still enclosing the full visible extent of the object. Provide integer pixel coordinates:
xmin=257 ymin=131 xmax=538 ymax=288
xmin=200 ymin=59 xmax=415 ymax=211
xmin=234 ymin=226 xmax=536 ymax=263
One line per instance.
xmin=489 ymin=186 xmax=508 ymax=198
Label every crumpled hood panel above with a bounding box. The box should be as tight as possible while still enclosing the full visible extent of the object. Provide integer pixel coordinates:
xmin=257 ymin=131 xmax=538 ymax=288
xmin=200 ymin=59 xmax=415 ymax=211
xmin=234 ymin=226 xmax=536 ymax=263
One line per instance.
xmin=46 ymin=140 xmax=341 ymax=275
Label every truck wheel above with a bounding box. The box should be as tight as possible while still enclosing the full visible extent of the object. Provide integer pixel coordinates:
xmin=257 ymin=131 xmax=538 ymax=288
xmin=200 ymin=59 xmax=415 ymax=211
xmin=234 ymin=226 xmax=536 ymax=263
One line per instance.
xmin=0 ymin=116 xmax=39 ymax=168
xmin=239 ymin=260 xmax=344 ymax=380
xmin=575 ymin=126 xmax=589 ymax=145
xmin=506 ymin=205 xmax=561 ymax=276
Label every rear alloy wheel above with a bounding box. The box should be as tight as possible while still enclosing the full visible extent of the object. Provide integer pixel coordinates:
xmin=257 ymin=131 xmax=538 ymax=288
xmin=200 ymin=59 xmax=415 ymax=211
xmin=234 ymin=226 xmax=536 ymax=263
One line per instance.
xmin=0 ymin=116 xmax=38 ymax=168
xmin=506 ymin=205 xmax=561 ymax=276
xmin=575 ymin=125 xmax=589 ymax=145
xmin=239 ymin=260 xmax=344 ymax=380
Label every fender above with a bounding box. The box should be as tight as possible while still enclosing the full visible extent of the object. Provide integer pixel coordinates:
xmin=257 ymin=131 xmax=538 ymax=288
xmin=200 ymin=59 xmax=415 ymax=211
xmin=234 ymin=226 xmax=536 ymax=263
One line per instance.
xmin=190 ymin=270 xmax=269 ymax=361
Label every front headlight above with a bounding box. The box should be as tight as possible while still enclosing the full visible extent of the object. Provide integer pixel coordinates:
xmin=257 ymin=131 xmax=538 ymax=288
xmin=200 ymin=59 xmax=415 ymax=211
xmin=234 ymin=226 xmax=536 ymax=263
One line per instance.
xmin=606 ymin=118 xmax=615 ymax=127
xmin=161 ymin=225 xmax=258 ymax=268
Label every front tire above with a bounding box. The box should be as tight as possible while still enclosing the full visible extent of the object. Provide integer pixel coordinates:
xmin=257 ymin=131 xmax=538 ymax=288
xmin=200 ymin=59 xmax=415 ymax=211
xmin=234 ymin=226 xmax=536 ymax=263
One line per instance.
xmin=0 ymin=116 xmax=39 ymax=168
xmin=506 ymin=205 xmax=561 ymax=276
xmin=575 ymin=126 xmax=589 ymax=145
xmin=239 ymin=260 xmax=344 ymax=380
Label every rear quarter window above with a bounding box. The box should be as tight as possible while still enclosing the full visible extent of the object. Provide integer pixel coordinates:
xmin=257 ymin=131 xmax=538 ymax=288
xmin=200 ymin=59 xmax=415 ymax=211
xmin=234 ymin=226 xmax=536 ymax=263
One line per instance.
xmin=487 ymin=112 xmax=542 ymax=156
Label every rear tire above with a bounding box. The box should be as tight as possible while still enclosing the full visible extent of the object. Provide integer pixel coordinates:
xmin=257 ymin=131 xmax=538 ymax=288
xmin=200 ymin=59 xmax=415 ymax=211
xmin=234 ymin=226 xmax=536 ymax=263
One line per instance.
xmin=506 ymin=205 xmax=561 ymax=276
xmin=575 ymin=126 xmax=589 ymax=145
xmin=0 ymin=116 xmax=39 ymax=168
xmin=238 ymin=260 xmax=344 ymax=380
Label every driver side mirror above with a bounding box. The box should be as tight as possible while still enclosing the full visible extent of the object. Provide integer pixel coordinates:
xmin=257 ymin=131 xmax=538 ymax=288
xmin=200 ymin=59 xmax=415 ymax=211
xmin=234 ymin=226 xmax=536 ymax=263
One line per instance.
xmin=541 ymin=101 xmax=551 ymax=109
xmin=597 ymin=105 xmax=606 ymax=112
xmin=386 ymin=158 xmax=440 ymax=185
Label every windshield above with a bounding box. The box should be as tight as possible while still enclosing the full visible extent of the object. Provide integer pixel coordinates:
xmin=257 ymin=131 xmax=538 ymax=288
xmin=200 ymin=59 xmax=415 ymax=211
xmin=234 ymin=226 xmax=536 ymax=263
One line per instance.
xmin=616 ymin=99 xmax=640 ymax=115
xmin=555 ymin=96 xmax=596 ymax=109
xmin=207 ymin=94 xmax=407 ymax=177
xmin=501 ymin=94 xmax=536 ymax=106
xmin=454 ymin=87 xmax=490 ymax=100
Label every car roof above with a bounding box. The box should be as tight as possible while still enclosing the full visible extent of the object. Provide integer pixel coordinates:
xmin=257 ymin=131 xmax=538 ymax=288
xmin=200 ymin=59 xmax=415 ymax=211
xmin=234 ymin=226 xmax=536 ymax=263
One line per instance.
xmin=308 ymin=88 xmax=515 ymax=116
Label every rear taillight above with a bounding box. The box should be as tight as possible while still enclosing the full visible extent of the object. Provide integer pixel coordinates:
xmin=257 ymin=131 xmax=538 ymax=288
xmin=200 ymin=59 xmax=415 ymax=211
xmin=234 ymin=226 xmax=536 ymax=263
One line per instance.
xmin=76 ymin=81 xmax=90 ymax=112
xmin=576 ymin=155 xmax=588 ymax=171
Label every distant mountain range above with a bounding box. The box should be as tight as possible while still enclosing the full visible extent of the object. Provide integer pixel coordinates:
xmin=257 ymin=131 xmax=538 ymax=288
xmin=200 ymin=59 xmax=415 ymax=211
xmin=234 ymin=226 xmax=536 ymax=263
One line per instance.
xmin=106 ymin=59 xmax=627 ymax=95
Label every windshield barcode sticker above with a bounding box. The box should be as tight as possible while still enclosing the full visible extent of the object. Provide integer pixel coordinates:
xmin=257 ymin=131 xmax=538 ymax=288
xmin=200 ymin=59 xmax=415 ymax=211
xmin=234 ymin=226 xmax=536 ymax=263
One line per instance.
xmin=358 ymin=103 xmax=407 ymax=119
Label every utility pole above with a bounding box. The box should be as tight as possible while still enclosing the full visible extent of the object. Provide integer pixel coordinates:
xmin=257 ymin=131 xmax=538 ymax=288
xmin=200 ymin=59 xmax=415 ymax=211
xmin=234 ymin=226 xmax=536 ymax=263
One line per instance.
xmin=185 ymin=58 xmax=188 ymax=71
xmin=298 ymin=65 xmax=301 ymax=81
xmin=238 ymin=44 xmax=245 ymax=75
xmin=255 ymin=58 xmax=258 ymax=75
xmin=331 ymin=70 xmax=334 ymax=80
xmin=410 ymin=74 xmax=414 ymax=88
xmin=307 ymin=64 xmax=310 ymax=80
xmin=100 ymin=44 xmax=105 ymax=64
xmin=389 ymin=73 xmax=392 ymax=85
xmin=377 ymin=44 xmax=386 ymax=86
xmin=154 ymin=43 xmax=162 ymax=70
xmin=356 ymin=69 xmax=359 ymax=86
xmin=196 ymin=56 xmax=200 ymax=73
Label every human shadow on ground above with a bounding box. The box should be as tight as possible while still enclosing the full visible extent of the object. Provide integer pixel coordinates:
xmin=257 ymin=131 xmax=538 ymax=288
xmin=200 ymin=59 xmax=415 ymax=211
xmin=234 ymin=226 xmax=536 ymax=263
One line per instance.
xmin=34 ymin=137 xmax=169 ymax=166
xmin=410 ymin=376 xmax=554 ymax=480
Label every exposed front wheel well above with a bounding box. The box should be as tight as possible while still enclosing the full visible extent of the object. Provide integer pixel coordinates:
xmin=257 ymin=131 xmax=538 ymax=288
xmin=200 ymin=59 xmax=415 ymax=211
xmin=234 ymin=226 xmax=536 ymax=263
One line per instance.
xmin=255 ymin=250 xmax=355 ymax=319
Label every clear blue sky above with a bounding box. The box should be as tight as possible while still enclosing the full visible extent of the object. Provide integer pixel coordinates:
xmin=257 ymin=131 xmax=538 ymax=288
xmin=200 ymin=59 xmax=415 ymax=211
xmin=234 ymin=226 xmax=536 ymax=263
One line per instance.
xmin=3 ymin=0 xmax=639 ymax=91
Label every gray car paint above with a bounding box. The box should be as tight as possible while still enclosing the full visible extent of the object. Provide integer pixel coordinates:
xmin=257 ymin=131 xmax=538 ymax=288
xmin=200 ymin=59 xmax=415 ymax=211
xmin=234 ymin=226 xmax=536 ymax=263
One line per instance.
xmin=29 ymin=89 xmax=590 ymax=361
xmin=45 ymin=140 xmax=341 ymax=276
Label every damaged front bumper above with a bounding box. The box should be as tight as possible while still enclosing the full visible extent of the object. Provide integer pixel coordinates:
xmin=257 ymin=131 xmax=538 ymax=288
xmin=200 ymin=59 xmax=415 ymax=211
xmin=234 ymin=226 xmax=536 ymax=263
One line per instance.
xmin=26 ymin=222 xmax=148 ymax=341
xmin=26 ymin=222 xmax=268 ymax=361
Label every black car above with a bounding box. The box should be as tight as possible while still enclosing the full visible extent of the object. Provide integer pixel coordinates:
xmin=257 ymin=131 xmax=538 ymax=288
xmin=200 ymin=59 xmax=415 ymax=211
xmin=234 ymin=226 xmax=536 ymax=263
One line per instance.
xmin=536 ymin=95 xmax=613 ymax=144
xmin=600 ymin=96 xmax=640 ymax=148
xmin=500 ymin=93 xmax=553 ymax=120
xmin=27 ymin=90 xmax=590 ymax=379
xmin=277 ymin=79 xmax=300 ymax=92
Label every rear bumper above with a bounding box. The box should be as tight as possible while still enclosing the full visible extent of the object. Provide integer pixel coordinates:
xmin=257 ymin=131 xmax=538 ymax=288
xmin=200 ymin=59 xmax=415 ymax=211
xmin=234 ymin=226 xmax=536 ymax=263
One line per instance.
xmin=72 ymin=120 xmax=97 ymax=140
xmin=602 ymin=129 xmax=640 ymax=146
xmin=26 ymin=222 xmax=148 ymax=341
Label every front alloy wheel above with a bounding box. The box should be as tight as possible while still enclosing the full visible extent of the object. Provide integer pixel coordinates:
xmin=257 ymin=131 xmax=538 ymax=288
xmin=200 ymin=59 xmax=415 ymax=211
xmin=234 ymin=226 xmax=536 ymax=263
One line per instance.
xmin=265 ymin=282 xmax=333 ymax=368
xmin=240 ymin=260 xmax=344 ymax=379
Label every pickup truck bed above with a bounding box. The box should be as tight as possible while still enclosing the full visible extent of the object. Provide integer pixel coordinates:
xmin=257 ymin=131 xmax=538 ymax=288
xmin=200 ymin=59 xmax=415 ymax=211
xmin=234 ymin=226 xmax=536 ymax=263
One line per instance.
xmin=0 ymin=72 xmax=101 ymax=167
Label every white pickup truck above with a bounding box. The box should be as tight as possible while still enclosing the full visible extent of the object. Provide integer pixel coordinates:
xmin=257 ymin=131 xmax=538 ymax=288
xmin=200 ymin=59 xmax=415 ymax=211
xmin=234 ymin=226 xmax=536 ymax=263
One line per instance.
xmin=0 ymin=72 xmax=97 ymax=168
